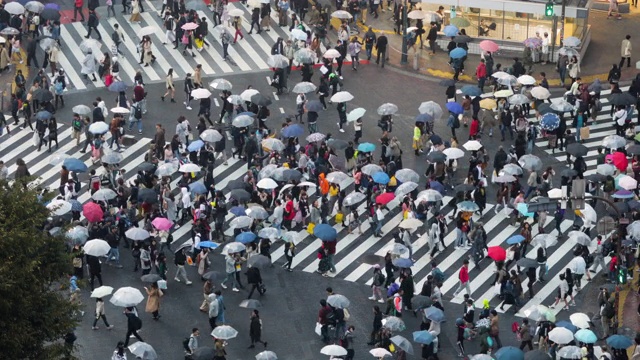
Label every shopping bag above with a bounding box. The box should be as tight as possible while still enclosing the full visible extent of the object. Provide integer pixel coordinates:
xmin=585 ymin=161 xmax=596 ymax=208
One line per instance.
xmin=335 ymin=212 xmax=344 ymax=223
xmin=157 ymin=279 xmax=167 ymax=290
xmin=307 ymin=222 xmax=315 ymax=235
xmin=580 ymin=126 xmax=590 ymax=139
xmin=315 ymin=322 xmax=322 ymax=336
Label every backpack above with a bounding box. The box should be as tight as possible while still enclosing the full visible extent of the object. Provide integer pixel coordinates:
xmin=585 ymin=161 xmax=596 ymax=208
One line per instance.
xmin=536 ymin=175 xmax=542 ymax=184
xmin=374 ymin=272 xmax=386 ymax=286
xmin=131 ymin=316 xmax=142 ymax=330
xmin=54 ymin=81 xmax=63 ymax=95
xmin=432 ymin=268 xmax=445 ymax=283
xmin=452 ymin=115 xmax=460 ymax=129
xmin=134 ymin=103 xmax=142 ymax=119
xmin=72 ymin=119 xmax=83 ymax=131
xmin=183 ymin=337 xmax=191 ymax=352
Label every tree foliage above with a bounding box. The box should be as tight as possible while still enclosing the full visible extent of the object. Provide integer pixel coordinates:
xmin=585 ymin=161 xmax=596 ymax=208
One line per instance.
xmin=0 ymin=183 xmax=78 ymax=359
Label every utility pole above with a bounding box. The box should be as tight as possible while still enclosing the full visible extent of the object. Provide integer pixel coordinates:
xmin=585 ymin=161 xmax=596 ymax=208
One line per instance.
xmin=559 ymin=0 xmax=566 ymax=47
xmin=400 ymin=0 xmax=408 ymax=64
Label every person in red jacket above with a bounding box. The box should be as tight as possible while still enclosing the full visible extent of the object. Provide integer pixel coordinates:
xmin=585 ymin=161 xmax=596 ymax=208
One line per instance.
xmin=283 ymin=194 xmax=296 ymax=230
xmin=322 ymin=240 xmax=337 ymax=273
xmin=469 ymin=117 xmax=480 ymax=140
xmin=453 ymin=259 xmax=471 ymax=297
xmin=73 ymin=0 xmax=86 ymax=22
xmin=476 ymin=59 xmax=487 ymax=91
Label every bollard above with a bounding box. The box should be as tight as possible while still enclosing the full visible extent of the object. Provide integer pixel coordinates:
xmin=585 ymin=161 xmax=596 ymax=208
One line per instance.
xmin=413 ymin=52 xmax=420 ymax=71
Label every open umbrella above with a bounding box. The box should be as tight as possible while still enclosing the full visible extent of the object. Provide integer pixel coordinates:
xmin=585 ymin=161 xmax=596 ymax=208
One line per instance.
xmin=443 ymin=24 xmax=459 ymax=37
xmin=551 ymin=100 xmax=575 ymax=112
xmin=321 ymin=345 xmax=347 ymax=356
xmin=126 ymin=227 xmax=150 ymax=241
xmin=370 ymin=348 xmax=392 ymax=358
xmin=376 ymin=192 xmax=395 ymax=205
xmin=393 ymin=258 xmax=413 ymax=268
xmin=419 ymin=101 xmax=443 ymax=120
xmin=357 ymin=142 xmax=376 ymax=153
xmin=327 ymin=294 xmax=350 ymax=308
xmin=88 ymin=121 xmax=109 ymax=134
xmin=41 ymin=8 xmax=60 ymax=20
xmin=101 ymin=152 xmax=124 ymax=164
xmin=556 ymin=320 xmax=578 ymax=333
xmin=156 ymin=163 xmax=178 ymax=177
xmin=494 ymin=89 xmax=514 ymax=97
xmin=457 ymin=201 xmax=479 ymax=212
xmin=603 ymin=135 xmax=626 ymax=149
xmin=495 ymin=346 xmax=524 ymax=360
xmin=540 ymin=113 xmax=560 ymax=131
xmin=110 ymin=106 xmax=130 ymax=114
xmin=519 ymin=154 xmax=542 ymax=171
xmin=331 ymin=10 xmax=353 ymax=18
xmin=463 ymin=140 xmax=482 ymax=151
xmin=292 ymin=81 xmax=316 ymax=93
xmin=83 ymin=239 xmax=110 ymax=257
xmin=191 ymin=347 xmax=216 ymax=360
xmin=110 ymin=287 xmax=144 ymax=307
xmin=294 ymin=48 xmax=317 ymax=64
xmin=179 ymin=163 xmax=201 ymax=173
xmin=532 ymin=233 xmax=558 ymax=248
xmin=72 ymin=104 xmax=91 ymax=115
xmin=223 ymin=242 xmax=246 ymax=255
xmin=556 ymin=346 xmax=582 ymax=359
xmin=450 ymin=48 xmax=467 ymax=59
xmin=382 ymin=316 xmax=406 ymax=331
xmin=83 ymin=202 xmax=104 ymax=222
xmin=395 ymin=182 xmax=418 ymax=198
xmin=427 ymin=150 xmax=447 ymax=163
xmin=607 ymin=335 xmax=633 ymax=349
xmin=330 ymin=91 xmax=354 ymax=103
xmin=413 ymin=330 xmax=435 ymax=345
xmin=66 ymin=226 xmax=89 ymax=244
xmin=211 ymin=325 xmax=238 ymax=340
xmin=344 ymin=192 xmax=366 ymax=207
xmin=460 ymin=85 xmax=482 ymax=97
xmin=479 ymin=39 xmax=499 ymax=52
xmin=141 ymin=274 xmax=163 ymax=283
xmin=258 ymin=227 xmax=280 ymax=239
xmin=390 ymin=335 xmax=414 ymax=355
xmin=549 ymin=327 xmax=574 ymax=344
xmin=314 ymin=224 xmax=337 ymax=241
xmin=128 ymin=342 xmax=157 ymax=360
xmin=479 ymin=98 xmax=497 ymax=110
xmin=417 ymin=189 xmax=443 ymax=203
xmin=267 ymin=54 xmax=289 ymax=68
xmin=446 ymin=102 xmax=463 ymax=115
xmin=92 ymin=188 xmax=117 ymax=202
xmin=232 ymin=114 xmax=255 ymax=128
xmin=566 ymin=143 xmax=588 ymax=157
xmin=261 ymin=138 xmax=286 ymax=152
xmin=530 ymin=86 xmax=551 ymax=100
xmin=200 ymin=129 xmax=223 ymax=143
xmin=395 ymin=169 xmax=420 ymax=183
xmin=575 ymin=328 xmax=597 ymax=344
xmin=487 ymin=246 xmax=506 ymax=261
xmin=247 ymin=254 xmax=271 ymax=268
xmin=377 ymin=103 xmax=399 ymax=116
xmin=210 ymin=78 xmax=233 ymax=90
xmin=372 ymin=172 xmax=390 ymax=184
xmin=91 ymin=286 xmax=114 ymax=298
xmin=424 ymin=307 xmax=445 ymax=323
xmin=251 ymin=93 xmax=272 ymax=107
xmin=47 ymin=199 xmax=72 ymax=216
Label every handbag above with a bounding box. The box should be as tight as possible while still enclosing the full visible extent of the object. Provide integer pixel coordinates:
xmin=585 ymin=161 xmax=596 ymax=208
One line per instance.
xmin=580 ymin=126 xmax=590 ymax=139
xmin=307 ymin=222 xmax=315 ymax=234
xmin=335 ymin=212 xmax=344 ymax=223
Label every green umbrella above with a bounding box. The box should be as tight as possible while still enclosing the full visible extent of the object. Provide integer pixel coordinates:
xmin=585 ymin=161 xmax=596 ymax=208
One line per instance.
xmin=450 ymin=17 xmax=470 ymax=27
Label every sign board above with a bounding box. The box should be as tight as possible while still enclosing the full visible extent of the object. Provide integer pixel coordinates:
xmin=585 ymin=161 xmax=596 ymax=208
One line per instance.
xmin=571 ymin=179 xmax=586 ymax=210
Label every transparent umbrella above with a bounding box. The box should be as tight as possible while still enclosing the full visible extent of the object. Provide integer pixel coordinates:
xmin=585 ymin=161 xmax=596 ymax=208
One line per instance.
xmin=128 ymin=342 xmax=158 ymax=360
xmin=211 ymin=325 xmax=239 ymax=340
xmin=267 ymin=54 xmax=289 ymax=68
xmin=292 ymin=82 xmax=316 ymax=93
xmin=602 ymin=135 xmax=626 ymax=149
xmin=417 ymin=189 xmax=443 ymax=202
xmin=395 ymin=168 xmax=419 ymax=183
xmin=377 ymin=103 xmax=398 ymax=115
xmin=210 ymin=78 xmax=233 ymax=91
xmin=518 ymin=154 xmax=542 ymax=171
xmin=419 ymin=101 xmax=443 ymax=120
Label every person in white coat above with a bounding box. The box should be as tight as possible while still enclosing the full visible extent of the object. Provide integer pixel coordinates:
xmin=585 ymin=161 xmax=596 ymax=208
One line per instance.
xmin=180 ymin=187 xmax=192 ymax=224
xmin=428 ymin=222 xmax=439 ymax=257
xmin=81 ymin=50 xmax=98 ymax=82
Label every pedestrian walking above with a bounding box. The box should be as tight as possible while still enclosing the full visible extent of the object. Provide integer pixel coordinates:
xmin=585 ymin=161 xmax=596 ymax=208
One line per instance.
xmin=174 ymin=247 xmax=192 ymax=284
xmin=184 ymin=73 xmax=194 ymax=110
xmin=92 ymin=298 xmax=114 ymax=330
xmin=81 ymin=50 xmax=98 ymax=82
xmin=453 ymin=259 xmax=471 ymax=297
xmin=85 ymin=10 xmax=102 ymax=40
xmin=145 ymin=282 xmax=163 ymax=320
xmin=518 ymin=319 xmax=533 ymax=351
xmin=73 ymin=0 xmax=86 ymax=22
xmin=123 ymin=307 xmax=143 ymax=347
xmin=620 ymin=35 xmax=632 ymax=69
xmin=130 ymin=0 xmax=142 ymax=22
xmin=348 ymin=37 xmax=361 ymax=71
xmin=375 ymin=35 xmax=387 ymax=68
xmin=248 ymin=309 xmax=268 ymax=349
xmin=221 ymin=255 xmax=240 ymax=291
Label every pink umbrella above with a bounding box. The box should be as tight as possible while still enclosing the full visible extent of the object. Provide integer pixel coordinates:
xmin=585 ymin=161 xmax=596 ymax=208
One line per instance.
xmin=152 ymin=217 xmax=173 ymax=231
xmin=479 ymin=40 xmax=499 ymax=52
xmin=612 ymin=152 xmax=628 ymax=172
xmin=83 ymin=202 xmax=104 ymax=223
xmin=181 ymin=22 xmax=198 ymax=31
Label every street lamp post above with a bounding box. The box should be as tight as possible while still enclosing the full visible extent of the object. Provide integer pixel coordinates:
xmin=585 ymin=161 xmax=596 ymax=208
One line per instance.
xmin=559 ymin=0 xmax=566 ymax=47
xmin=400 ymin=0 xmax=408 ymax=65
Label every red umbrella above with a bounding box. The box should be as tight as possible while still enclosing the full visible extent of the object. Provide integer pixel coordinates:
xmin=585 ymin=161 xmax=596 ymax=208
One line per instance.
xmin=487 ymin=246 xmax=506 ymax=262
xmin=83 ymin=202 xmax=104 ymax=223
xmin=376 ymin=192 xmax=395 ymax=205
xmin=612 ymin=152 xmax=628 ymax=172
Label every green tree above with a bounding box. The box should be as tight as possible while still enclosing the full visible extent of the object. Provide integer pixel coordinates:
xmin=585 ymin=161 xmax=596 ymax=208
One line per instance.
xmin=0 ymin=183 xmax=78 ymax=359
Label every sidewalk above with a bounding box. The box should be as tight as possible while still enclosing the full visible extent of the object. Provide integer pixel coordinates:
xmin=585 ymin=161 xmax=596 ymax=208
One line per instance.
xmin=620 ymin=269 xmax=639 ymax=357
xmin=348 ymin=6 xmax=640 ymax=87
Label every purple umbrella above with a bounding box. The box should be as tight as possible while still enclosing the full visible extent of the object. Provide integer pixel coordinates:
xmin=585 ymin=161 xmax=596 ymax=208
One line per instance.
xmin=44 ymin=3 xmax=60 ymax=10
xmin=429 ymin=181 xmax=445 ymax=194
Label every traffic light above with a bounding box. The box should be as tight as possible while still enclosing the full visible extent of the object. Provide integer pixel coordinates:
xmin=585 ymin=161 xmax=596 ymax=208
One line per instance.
xmin=545 ymin=1 xmax=554 ymax=16
xmin=618 ymin=267 xmax=627 ymax=284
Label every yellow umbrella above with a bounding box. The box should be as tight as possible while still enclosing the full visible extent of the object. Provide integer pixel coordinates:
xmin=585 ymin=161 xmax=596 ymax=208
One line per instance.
xmin=479 ymin=98 xmax=497 ymax=110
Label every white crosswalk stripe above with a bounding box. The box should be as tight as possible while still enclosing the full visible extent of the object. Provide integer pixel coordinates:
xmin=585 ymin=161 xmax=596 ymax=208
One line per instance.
xmin=42 ymin=2 xmax=332 ymax=92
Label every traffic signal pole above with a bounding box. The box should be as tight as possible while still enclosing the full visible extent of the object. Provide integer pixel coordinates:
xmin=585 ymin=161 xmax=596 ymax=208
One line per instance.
xmin=560 ymin=0 xmax=566 ymax=47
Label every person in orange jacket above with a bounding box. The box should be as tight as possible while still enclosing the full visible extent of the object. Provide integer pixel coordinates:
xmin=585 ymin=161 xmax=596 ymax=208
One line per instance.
xmin=319 ymin=173 xmax=329 ymax=196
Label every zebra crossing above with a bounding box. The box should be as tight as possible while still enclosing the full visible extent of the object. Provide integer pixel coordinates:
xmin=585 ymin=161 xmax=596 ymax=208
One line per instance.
xmin=532 ymin=86 xmax=633 ymax=176
xmin=44 ymin=0 xmax=330 ymax=92
xmin=0 ymin=120 xmax=610 ymax=319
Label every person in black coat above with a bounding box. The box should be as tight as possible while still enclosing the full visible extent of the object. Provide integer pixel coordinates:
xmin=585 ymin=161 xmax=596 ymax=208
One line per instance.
xmin=246 ymin=267 xmax=263 ymax=299
xmin=85 ymin=10 xmax=102 ymax=40
xmin=515 ymin=133 xmax=527 ymax=159
xmin=367 ymin=305 xmax=383 ymax=345
xmin=244 ymin=133 xmax=259 ymax=167
xmin=248 ymin=310 xmax=267 ymax=348
xmin=123 ymin=307 xmax=144 ymax=347
xmin=249 ymin=7 xmax=261 ymax=34
xmin=86 ymin=254 xmax=103 ymax=291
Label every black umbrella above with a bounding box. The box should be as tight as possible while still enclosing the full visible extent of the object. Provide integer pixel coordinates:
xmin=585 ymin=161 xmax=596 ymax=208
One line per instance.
xmin=33 ymin=88 xmax=53 ymax=102
xmin=453 ymin=35 xmax=471 ymax=43
xmin=566 ymin=143 xmax=588 ymax=157
xmin=138 ymin=188 xmax=158 ymax=204
xmin=328 ymin=139 xmax=349 ymax=150
xmin=282 ymin=169 xmax=303 ymax=181
xmin=536 ymin=103 xmax=552 ymax=115
xmin=427 ymin=151 xmax=447 ymax=163
xmin=607 ymin=202 xmax=629 ymax=217
xmin=627 ymin=145 xmax=640 ymax=155
xmin=247 ymin=254 xmax=271 ymax=268
xmin=430 ymin=134 xmax=443 ymax=145
xmin=141 ymin=274 xmax=162 ymax=282
xmin=439 ymin=79 xmax=456 ymax=87
xmin=585 ymin=173 xmax=607 ymax=183
xmin=610 ymin=92 xmax=636 ymax=106
xmin=516 ymin=258 xmax=540 ymax=268
xmin=226 ymin=179 xmax=247 ymax=190
xmin=628 ymin=200 xmax=640 ymax=210
xmin=202 ymin=271 xmax=223 ymax=282
xmin=251 ymin=93 xmax=272 ymax=107
xmin=229 ymin=189 xmax=251 ymax=202
xmin=561 ymin=168 xmax=578 ymax=178
xmin=305 ymin=100 xmax=323 ymax=112
xmin=41 ymin=8 xmax=60 ymax=21
xmin=138 ymin=162 xmax=156 ymax=172
xmin=454 ymin=184 xmax=475 ymax=193
xmin=411 ymin=295 xmax=433 ymax=309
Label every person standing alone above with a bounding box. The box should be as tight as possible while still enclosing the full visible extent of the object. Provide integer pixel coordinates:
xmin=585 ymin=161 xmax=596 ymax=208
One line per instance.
xmin=620 ymin=35 xmax=632 ymax=69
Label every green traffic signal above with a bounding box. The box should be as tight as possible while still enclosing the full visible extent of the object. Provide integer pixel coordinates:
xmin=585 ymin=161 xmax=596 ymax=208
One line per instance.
xmin=618 ymin=268 xmax=627 ymax=284
xmin=545 ymin=1 xmax=554 ymax=16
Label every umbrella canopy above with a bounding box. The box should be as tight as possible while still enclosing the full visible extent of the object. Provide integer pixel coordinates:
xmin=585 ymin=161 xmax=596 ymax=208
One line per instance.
xmin=223 ymin=242 xmax=246 ymax=255
xmin=327 ymin=294 xmax=350 ymax=308
xmin=63 ymin=158 xmax=89 ymax=173
xmin=257 ymin=178 xmax=278 ymax=190
xmin=395 ymin=169 xmax=420 ymax=183
xmin=393 ymin=258 xmax=413 ymax=268
xmin=517 ymin=258 xmax=540 ymax=268
xmin=531 ymin=86 xmax=551 ymax=100
xmin=457 ymin=201 xmax=479 ymax=212
xmin=463 ymin=140 xmax=483 ymax=151
xmin=155 ymin=163 xmax=178 ymax=177
xmin=566 ymin=143 xmax=588 ymax=157
xmin=83 ymin=202 xmax=104 ymax=222
xmin=141 ymin=274 xmax=163 ymax=283
xmin=610 ymin=92 xmax=636 ymax=106
xmin=549 ymin=327 xmax=574 ymax=344
xmin=179 ymin=163 xmax=201 ymax=173
xmin=460 ymin=85 xmax=482 ymax=96
xmin=101 ymin=151 xmax=124 ymax=164
xmin=330 ymin=91 xmax=354 ymax=103
xmin=314 ymin=224 xmax=337 ymax=241
xmin=493 ymin=174 xmax=516 ymax=183
xmin=382 ymin=316 xmax=407 ymax=331
xmin=419 ymin=101 xmax=443 ymax=120
xmin=575 ymin=328 xmax=597 ymax=344
xmin=200 ymin=129 xmax=223 ymax=143
xmin=357 ymin=142 xmax=376 ymax=153
xmin=487 ymin=246 xmax=506 ymax=261
xmin=258 ymin=227 xmax=280 ymax=239
xmin=479 ymin=39 xmax=499 ymax=52
xmin=446 ymin=102 xmax=463 ymax=114
xmin=555 ymin=320 xmax=578 ymax=333
xmin=390 ymin=335 xmax=414 ymax=355
xmin=110 ymin=287 xmax=144 ymax=307
xmin=551 ymin=100 xmax=575 ymax=112
xmin=290 ymin=28 xmax=308 ymax=41
xmin=556 ymin=346 xmax=582 ymax=359
xmin=331 ymin=10 xmax=353 ymax=18
xmin=92 ymin=188 xmax=117 ymax=202
xmin=427 ymin=150 xmax=447 ymax=163
xmin=128 ymin=342 xmax=157 ymax=360
xmin=210 ymin=78 xmax=233 ymax=90
xmin=424 ymin=307 xmax=445 ymax=323
xmin=507 ymin=234 xmax=525 ymax=245
xmin=91 ymin=285 xmax=114 ymax=299
xmin=518 ymin=154 xmax=542 ymax=171
xmin=306 ymin=132 xmax=326 ymax=142
xmin=603 ymin=134 xmax=626 ymax=149
xmin=191 ymin=88 xmax=212 ymax=100
xmin=344 ymin=192 xmax=366 ymax=207
xmin=370 ymin=348 xmax=392 ymax=358
xmin=570 ymin=312 xmax=591 ymax=329
xmin=417 ymin=189 xmax=443 ymax=202
xmin=72 ymin=104 xmax=91 ymax=115
xmin=377 ymin=103 xmax=399 ymax=116
xmin=540 ymin=113 xmax=560 ymax=131
xmin=83 ymin=239 xmax=110 ymax=257
xmin=479 ymin=98 xmax=497 ymax=110
xmin=524 ymin=305 xmax=555 ymax=322
xmin=47 ymin=199 xmax=72 ymax=216
xmin=251 ymin=93 xmax=273 ymax=107
xmin=450 ymin=48 xmax=467 ymax=59
xmin=125 ymin=227 xmax=150 ymax=241
xmin=376 ymin=192 xmax=395 ymax=205
xmin=607 ymin=335 xmax=633 ymax=349
xmin=294 ymin=48 xmax=317 ymax=64
xmin=450 ymin=16 xmax=470 ymax=27
xmin=323 ymin=48 xmax=341 ymax=59
xmin=395 ymin=182 xmax=419 ymax=197
xmin=517 ymin=74 xmax=536 ymax=85
xmin=495 ymin=346 xmax=524 ymax=360
xmin=443 ymin=24 xmax=459 ymax=36
xmin=211 ymin=325 xmax=238 ymax=340
xmin=247 ymin=254 xmax=272 ymax=268
xmin=494 ymin=89 xmax=514 ymax=97
xmin=261 ymin=138 xmax=286 ymax=152
xmin=509 ymin=94 xmax=531 ymax=105
xmin=41 ymin=7 xmax=60 ymax=20
xmin=292 ymin=81 xmax=316 ymax=93
xmin=108 ymin=81 xmax=128 ymax=93
xmin=88 ymin=121 xmax=109 ymax=135
xmin=320 ymin=345 xmax=347 ymax=356
xmin=151 ymin=217 xmax=173 ymax=231
xmin=413 ymin=330 xmax=435 ymax=345
xmin=255 ymin=351 xmax=277 ymax=360
xmin=267 ymin=54 xmax=289 ymax=68
xmin=372 ymin=172 xmax=390 ymax=184
xmin=532 ymin=233 xmax=558 ymax=248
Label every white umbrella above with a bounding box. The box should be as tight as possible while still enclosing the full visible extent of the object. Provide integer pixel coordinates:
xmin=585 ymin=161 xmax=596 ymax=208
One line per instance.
xmin=246 ymin=206 xmax=269 ymax=220
xmin=84 ymin=239 xmax=111 ymax=257
xmin=25 ymin=1 xmax=45 ymax=13
xmin=49 ymin=153 xmax=69 ymax=166
xmin=370 ymin=348 xmax=392 ymax=357
xmin=257 ymin=178 xmax=278 ymax=189
xmin=88 ymin=122 xmax=109 ymax=134
xmin=462 ymin=140 xmax=482 ymax=151
xmin=407 ymin=10 xmax=425 ymax=19
xmin=156 ymin=163 xmax=178 ymax=177
xmin=72 ymin=104 xmax=92 ymax=115
xmin=200 ymin=129 xmax=223 ymax=142
xmin=92 ymin=188 xmax=117 ymax=202
xmin=227 ymin=94 xmax=243 ymax=105
xmin=547 ymin=188 xmax=563 ymax=199
xmin=347 ymin=107 xmax=366 ymax=122
xmin=228 ymin=8 xmax=244 ymax=16
xmin=5 ymin=2 xmax=25 ymax=15
xmin=417 ymin=189 xmax=443 ymax=202
xmin=570 ymin=312 xmax=591 ymax=329
xmin=395 ymin=168 xmax=420 ymax=183
xmin=344 ymin=192 xmax=366 ymax=206
xmin=602 ymin=135 xmax=626 ymax=149
xmin=128 ymin=342 xmax=158 ymax=360
xmin=191 ymin=88 xmax=212 ymax=99
xmin=548 ymin=327 xmax=574 ymax=344
xmin=47 ymin=199 xmax=72 ymax=216
xmin=491 ymin=71 xmax=510 ymax=79
xmin=443 ymin=147 xmax=465 ymax=160
xmin=138 ymin=26 xmax=155 ymax=37
xmin=111 ymin=106 xmax=130 ymax=114
xmin=223 ymin=242 xmax=246 ymax=255
xmin=531 ymin=233 xmax=558 ymax=248
xmin=66 ymin=226 xmax=89 ymax=243
xmin=568 ymin=230 xmax=592 ymax=246
xmin=256 ymin=351 xmax=278 ymax=360
xmin=267 ymin=54 xmax=289 ymax=68
xmin=330 ymin=91 xmax=354 ymax=103
xmin=290 ymin=28 xmax=308 ymax=41
xmin=399 ymin=218 xmax=422 ymax=230
xmin=618 ymin=175 xmax=637 ymax=190
xmin=557 ymin=345 xmax=583 ymax=359
xmin=493 ymin=174 xmax=516 ymax=183
xmin=90 ymin=285 xmax=114 ymax=298
xmin=211 ymin=325 xmax=239 ymax=339
xmin=102 ymin=152 xmax=124 ymax=164
xmin=597 ymin=164 xmax=616 ymax=176
xmin=233 ymin=114 xmax=254 ymax=127
xmin=179 ymin=163 xmax=201 ymax=173
xmin=517 ymin=75 xmax=536 ymax=85
xmin=125 ymin=227 xmax=150 ymax=241
xmin=292 ymin=81 xmax=316 ymax=93
xmin=502 ymin=164 xmax=523 ymax=176
xmin=240 ymin=89 xmax=259 ymax=102
xmin=321 ymin=345 xmax=348 ymax=356
xmin=79 ymin=38 xmax=101 ymax=54
xmin=377 ymin=103 xmax=399 ymax=116
xmin=326 ymin=171 xmax=349 ymax=184
xmin=323 ymin=48 xmax=341 ymax=59
xmin=394 ymin=181 xmax=418 ymax=197
xmin=362 ymin=164 xmax=383 ymax=176
xmin=578 ymin=203 xmax=597 ymax=224
xmin=530 ymin=86 xmax=551 ymax=100
xmin=210 ymin=78 xmax=233 ymax=90
xmin=110 ymin=287 xmax=145 ymax=307
xmin=331 ymin=10 xmax=352 ymax=18
xmin=230 ymin=216 xmax=252 ymax=228
xmin=297 ymin=181 xmax=316 ymax=188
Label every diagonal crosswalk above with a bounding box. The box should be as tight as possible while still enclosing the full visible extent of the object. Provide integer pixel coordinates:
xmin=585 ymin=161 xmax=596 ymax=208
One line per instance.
xmin=44 ymin=2 xmax=335 ymax=92
xmin=0 ymin=118 xmax=610 ymax=319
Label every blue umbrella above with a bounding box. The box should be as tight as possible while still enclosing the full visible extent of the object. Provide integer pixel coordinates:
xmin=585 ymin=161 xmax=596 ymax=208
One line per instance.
xmin=63 ymin=158 xmax=88 ymax=173
xmin=607 ymin=335 xmax=633 ymax=349
xmin=281 ymin=124 xmax=304 ymax=138
xmin=450 ymin=48 xmax=467 ymax=59
xmin=108 ymin=81 xmax=128 ymax=93
xmin=424 ymin=307 xmax=445 ymax=323
xmin=198 ymin=241 xmax=219 ymax=249
xmin=575 ymin=329 xmax=597 ymax=344
xmin=506 ymin=235 xmax=525 ymax=245
xmin=229 ymin=206 xmax=246 ymax=216
xmin=443 ymin=25 xmax=458 ymax=37
xmin=357 ymin=142 xmax=376 ymax=152
xmin=446 ymin=102 xmax=463 ymax=115
xmin=495 ymin=346 xmax=524 ymax=360
xmin=36 ymin=110 xmax=52 ymax=121
xmin=429 ymin=134 xmax=442 ymax=145
xmin=429 ymin=181 xmax=445 ymax=194
xmin=236 ymin=232 xmax=257 ymax=244
xmin=517 ymin=203 xmax=535 ymax=217
xmin=415 ymin=113 xmax=432 ymax=123
xmin=189 ymin=182 xmax=207 ymax=194
xmin=555 ymin=320 xmax=578 ymax=333
xmin=413 ymin=331 xmax=434 ymax=345
xmin=372 ymin=172 xmax=390 ymax=184
xmin=540 ymin=113 xmax=560 ymax=131
xmin=187 ymin=140 xmax=205 ymax=152
xmin=461 ymin=85 xmax=482 ymax=97
xmin=68 ymin=200 xmax=83 ymax=212
xmin=393 ymin=258 xmax=413 ymax=268
xmin=314 ymin=224 xmax=337 ymax=241
xmin=457 ymin=200 xmax=479 ymax=212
